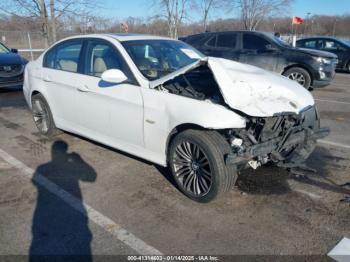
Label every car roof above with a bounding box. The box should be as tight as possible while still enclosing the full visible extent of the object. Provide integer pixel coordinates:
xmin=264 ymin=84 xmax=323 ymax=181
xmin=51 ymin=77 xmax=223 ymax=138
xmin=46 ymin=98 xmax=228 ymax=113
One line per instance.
xmin=56 ymin=33 xmax=174 ymax=43
xmin=297 ymin=36 xmax=340 ymax=41
xmin=181 ymin=30 xmax=273 ymax=38
xmin=105 ymin=33 xmax=174 ymax=42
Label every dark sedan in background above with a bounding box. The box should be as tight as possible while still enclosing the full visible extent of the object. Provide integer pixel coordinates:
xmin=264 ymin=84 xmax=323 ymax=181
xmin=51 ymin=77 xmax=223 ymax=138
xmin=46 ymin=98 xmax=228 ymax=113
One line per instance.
xmin=296 ymin=37 xmax=350 ymax=72
xmin=0 ymin=42 xmax=28 ymax=89
xmin=180 ymin=31 xmax=337 ymax=89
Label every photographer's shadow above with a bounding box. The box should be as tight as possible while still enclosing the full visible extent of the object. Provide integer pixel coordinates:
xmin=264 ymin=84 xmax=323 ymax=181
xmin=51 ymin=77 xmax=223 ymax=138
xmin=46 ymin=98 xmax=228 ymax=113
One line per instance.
xmin=30 ymin=140 xmax=96 ymax=261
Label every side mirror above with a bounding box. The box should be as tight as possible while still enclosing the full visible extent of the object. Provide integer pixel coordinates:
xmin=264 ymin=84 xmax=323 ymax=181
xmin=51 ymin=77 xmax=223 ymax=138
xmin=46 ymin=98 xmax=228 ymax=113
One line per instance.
xmin=101 ymin=69 xmax=127 ymax=84
xmin=11 ymin=48 xmax=18 ymax=53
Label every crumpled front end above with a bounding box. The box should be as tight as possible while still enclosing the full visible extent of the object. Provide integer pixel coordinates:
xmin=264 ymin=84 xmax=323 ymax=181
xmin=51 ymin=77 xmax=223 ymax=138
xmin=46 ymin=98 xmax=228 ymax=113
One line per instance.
xmin=224 ymin=106 xmax=330 ymax=169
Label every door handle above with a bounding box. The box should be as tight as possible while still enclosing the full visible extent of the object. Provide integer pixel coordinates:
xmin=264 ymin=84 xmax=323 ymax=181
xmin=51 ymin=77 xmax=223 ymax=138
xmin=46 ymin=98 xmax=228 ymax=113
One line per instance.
xmin=76 ymin=85 xmax=90 ymax=92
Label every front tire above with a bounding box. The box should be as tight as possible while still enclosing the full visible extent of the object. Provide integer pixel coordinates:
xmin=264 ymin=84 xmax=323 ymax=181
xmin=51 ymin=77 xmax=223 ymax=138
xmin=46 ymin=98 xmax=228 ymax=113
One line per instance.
xmin=283 ymin=67 xmax=312 ymax=89
xmin=31 ymin=94 xmax=59 ymax=137
xmin=168 ymin=130 xmax=237 ymax=203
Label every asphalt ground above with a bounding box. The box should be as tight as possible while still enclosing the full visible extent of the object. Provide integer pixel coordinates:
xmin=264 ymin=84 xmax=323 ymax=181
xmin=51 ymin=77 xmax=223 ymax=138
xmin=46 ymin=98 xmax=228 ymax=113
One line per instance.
xmin=0 ymin=73 xmax=349 ymax=261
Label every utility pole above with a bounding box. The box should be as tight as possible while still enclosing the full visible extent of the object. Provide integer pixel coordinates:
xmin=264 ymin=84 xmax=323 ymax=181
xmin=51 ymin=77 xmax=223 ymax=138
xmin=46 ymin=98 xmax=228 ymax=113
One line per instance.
xmin=304 ymin=12 xmax=311 ymax=36
xmin=333 ymin=18 xmax=338 ymax=36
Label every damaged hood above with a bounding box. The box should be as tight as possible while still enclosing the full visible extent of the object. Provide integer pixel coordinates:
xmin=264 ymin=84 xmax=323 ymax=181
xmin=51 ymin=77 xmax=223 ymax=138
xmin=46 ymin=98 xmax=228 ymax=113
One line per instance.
xmin=150 ymin=57 xmax=315 ymax=117
xmin=207 ymin=57 xmax=315 ymax=117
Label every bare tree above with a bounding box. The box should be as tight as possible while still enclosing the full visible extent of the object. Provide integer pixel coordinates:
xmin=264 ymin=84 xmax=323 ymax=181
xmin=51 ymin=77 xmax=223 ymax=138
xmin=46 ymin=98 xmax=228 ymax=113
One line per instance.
xmin=234 ymin=0 xmax=293 ymax=31
xmin=0 ymin=0 xmax=98 ymax=46
xmin=152 ymin=0 xmax=192 ymax=38
xmin=196 ymin=0 xmax=223 ymax=32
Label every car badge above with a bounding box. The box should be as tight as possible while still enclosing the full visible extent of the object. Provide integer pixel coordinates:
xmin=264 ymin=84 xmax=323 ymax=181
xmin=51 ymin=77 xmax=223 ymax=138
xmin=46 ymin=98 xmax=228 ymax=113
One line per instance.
xmin=3 ymin=66 xmax=11 ymax=72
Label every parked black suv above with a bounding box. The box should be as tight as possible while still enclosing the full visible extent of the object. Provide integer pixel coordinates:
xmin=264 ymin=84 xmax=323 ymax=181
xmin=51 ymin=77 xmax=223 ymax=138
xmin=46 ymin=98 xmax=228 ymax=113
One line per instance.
xmin=0 ymin=42 xmax=28 ymax=89
xmin=296 ymin=37 xmax=350 ymax=72
xmin=180 ymin=31 xmax=337 ymax=89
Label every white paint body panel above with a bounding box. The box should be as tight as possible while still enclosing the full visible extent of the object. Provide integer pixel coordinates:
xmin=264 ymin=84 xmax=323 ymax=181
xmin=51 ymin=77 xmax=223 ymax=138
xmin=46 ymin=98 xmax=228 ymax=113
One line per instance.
xmin=207 ymin=57 xmax=315 ymax=117
xmin=23 ymin=34 xmax=315 ymax=166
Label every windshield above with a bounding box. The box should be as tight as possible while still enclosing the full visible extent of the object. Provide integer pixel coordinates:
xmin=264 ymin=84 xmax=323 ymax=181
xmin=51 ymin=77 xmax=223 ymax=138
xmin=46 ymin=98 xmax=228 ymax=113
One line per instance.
xmin=338 ymin=39 xmax=350 ymax=47
xmin=0 ymin=43 xmax=10 ymax=54
xmin=272 ymin=36 xmax=291 ymax=48
xmin=122 ymin=40 xmax=204 ymax=80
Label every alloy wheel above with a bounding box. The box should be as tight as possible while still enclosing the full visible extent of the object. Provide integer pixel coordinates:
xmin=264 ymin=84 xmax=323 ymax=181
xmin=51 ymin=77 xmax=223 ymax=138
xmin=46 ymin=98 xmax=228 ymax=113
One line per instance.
xmin=288 ymin=72 xmax=306 ymax=86
xmin=172 ymin=141 xmax=212 ymax=196
xmin=32 ymin=99 xmax=50 ymax=133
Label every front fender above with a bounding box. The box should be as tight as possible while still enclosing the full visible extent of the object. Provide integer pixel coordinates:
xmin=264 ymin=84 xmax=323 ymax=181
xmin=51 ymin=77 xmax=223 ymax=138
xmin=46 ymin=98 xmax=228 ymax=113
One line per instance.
xmin=141 ymin=88 xmax=246 ymax=165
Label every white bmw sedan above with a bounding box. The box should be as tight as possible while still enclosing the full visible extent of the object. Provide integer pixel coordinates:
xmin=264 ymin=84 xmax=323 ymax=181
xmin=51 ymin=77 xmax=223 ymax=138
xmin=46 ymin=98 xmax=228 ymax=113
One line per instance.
xmin=23 ymin=33 xmax=329 ymax=202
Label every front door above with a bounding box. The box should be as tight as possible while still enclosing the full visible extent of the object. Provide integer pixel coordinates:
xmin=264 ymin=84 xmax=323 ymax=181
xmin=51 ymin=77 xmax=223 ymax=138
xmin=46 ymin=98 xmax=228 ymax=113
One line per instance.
xmin=74 ymin=39 xmax=144 ymax=147
xmin=239 ymin=33 xmax=281 ymax=73
xmin=319 ymin=39 xmax=347 ymax=68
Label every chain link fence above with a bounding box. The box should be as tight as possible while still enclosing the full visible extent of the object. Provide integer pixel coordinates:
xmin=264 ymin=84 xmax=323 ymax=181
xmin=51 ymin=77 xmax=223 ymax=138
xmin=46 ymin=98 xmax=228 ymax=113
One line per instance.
xmin=0 ymin=31 xmax=79 ymax=60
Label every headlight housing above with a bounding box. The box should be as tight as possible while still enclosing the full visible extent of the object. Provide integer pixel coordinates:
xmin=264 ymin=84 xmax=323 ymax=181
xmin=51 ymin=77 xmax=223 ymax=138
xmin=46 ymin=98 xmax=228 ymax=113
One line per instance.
xmin=315 ymin=57 xmax=332 ymax=65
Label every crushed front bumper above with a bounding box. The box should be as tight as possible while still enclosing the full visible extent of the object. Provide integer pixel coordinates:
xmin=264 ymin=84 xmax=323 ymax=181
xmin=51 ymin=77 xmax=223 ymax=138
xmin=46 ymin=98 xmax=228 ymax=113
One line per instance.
xmin=225 ymin=127 xmax=330 ymax=166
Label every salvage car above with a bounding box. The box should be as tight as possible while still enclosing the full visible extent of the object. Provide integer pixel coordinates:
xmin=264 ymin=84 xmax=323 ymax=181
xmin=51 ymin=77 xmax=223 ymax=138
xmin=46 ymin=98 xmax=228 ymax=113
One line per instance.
xmin=0 ymin=42 xmax=27 ymax=89
xmin=180 ymin=31 xmax=337 ymax=89
xmin=296 ymin=37 xmax=350 ymax=72
xmin=23 ymin=34 xmax=329 ymax=202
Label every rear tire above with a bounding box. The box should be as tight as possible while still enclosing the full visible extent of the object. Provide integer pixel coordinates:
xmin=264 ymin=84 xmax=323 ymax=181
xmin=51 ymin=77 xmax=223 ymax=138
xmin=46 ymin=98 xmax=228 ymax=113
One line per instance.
xmin=31 ymin=93 xmax=60 ymax=137
xmin=168 ymin=130 xmax=237 ymax=203
xmin=283 ymin=67 xmax=312 ymax=89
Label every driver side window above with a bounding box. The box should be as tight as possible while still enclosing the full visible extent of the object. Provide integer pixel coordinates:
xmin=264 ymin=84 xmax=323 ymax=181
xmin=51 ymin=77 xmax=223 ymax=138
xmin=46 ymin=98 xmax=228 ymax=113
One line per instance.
xmin=243 ymin=34 xmax=270 ymax=50
xmin=83 ymin=40 xmax=135 ymax=82
xmin=85 ymin=42 xmax=122 ymax=77
xmin=320 ymin=40 xmax=343 ymax=51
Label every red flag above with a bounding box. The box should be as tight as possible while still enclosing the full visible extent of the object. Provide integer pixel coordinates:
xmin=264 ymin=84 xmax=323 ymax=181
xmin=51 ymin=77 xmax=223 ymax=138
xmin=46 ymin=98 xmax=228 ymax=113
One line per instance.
xmin=292 ymin=16 xmax=303 ymax=25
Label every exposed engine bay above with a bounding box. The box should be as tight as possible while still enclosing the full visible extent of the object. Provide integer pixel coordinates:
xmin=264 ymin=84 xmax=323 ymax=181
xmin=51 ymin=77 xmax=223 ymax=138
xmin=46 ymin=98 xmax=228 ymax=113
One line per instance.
xmin=153 ymin=63 xmax=329 ymax=171
xmin=154 ymin=65 xmax=224 ymax=104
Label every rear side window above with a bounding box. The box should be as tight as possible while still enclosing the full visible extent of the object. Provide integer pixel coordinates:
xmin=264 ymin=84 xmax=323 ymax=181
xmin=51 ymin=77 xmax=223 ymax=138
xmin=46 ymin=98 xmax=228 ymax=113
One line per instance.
xmin=304 ymin=40 xmax=317 ymax=48
xmin=243 ymin=34 xmax=270 ymax=50
xmin=217 ymin=33 xmax=237 ymax=48
xmin=184 ymin=35 xmax=205 ymax=45
xmin=206 ymin=36 xmax=216 ymax=47
xmin=44 ymin=40 xmax=83 ymax=73
xmin=44 ymin=48 xmax=56 ymax=68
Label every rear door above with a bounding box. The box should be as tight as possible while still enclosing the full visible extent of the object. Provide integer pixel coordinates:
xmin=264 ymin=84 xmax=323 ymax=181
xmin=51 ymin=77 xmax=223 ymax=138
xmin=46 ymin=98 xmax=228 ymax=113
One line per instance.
xmin=239 ymin=33 xmax=281 ymax=72
xmin=42 ymin=39 xmax=83 ymax=130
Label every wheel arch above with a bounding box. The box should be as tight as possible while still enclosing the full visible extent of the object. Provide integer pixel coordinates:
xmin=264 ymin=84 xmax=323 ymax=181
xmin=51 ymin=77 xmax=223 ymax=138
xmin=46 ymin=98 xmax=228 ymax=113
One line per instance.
xmin=165 ymin=123 xmax=206 ymax=163
xmin=282 ymin=64 xmax=314 ymax=85
xmin=30 ymin=90 xmax=58 ymax=126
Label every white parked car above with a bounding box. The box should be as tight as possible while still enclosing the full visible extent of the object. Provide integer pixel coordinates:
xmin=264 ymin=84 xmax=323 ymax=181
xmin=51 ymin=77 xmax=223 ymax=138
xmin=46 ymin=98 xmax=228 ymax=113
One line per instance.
xmin=23 ymin=34 xmax=329 ymax=202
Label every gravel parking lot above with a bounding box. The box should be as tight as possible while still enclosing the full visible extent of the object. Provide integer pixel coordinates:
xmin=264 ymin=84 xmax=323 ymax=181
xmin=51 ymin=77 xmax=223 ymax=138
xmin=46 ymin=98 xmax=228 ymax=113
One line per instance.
xmin=0 ymin=74 xmax=349 ymax=259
